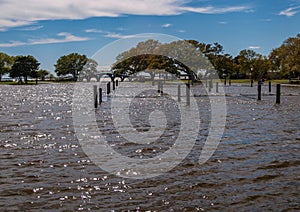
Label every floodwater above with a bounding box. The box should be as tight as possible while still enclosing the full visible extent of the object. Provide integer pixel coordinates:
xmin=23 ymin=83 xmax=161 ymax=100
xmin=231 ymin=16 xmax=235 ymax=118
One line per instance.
xmin=0 ymin=82 xmax=299 ymax=211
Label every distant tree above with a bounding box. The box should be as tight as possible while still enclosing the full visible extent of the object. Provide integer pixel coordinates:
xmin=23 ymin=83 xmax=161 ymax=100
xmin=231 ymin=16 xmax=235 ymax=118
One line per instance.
xmin=0 ymin=52 xmax=13 ymax=81
xmin=80 ymin=59 xmax=98 ymax=81
xmin=49 ymin=73 xmax=55 ymax=81
xmin=54 ymin=53 xmax=87 ymax=81
xmin=234 ymin=49 xmax=260 ymax=79
xmin=10 ymin=55 xmax=40 ymax=84
xmin=38 ymin=69 xmax=50 ymax=81
xmin=269 ymin=34 xmax=300 ymax=78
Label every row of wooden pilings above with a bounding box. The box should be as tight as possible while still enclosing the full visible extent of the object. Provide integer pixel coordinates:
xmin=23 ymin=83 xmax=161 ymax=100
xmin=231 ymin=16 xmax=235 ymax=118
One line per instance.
xmin=93 ymin=80 xmax=119 ymax=108
xmin=93 ymin=80 xmax=193 ymax=108
xmin=93 ymin=80 xmax=281 ymax=108
xmin=257 ymin=82 xmax=281 ymax=104
xmin=206 ymin=79 xmax=281 ymax=104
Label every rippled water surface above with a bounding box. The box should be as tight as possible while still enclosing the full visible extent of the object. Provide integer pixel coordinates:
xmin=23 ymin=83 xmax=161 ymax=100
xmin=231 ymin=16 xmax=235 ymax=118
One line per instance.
xmin=0 ymin=83 xmax=299 ymax=211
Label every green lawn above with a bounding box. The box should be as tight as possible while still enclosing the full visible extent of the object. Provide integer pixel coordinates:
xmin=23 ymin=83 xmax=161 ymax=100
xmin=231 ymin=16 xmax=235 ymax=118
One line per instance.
xmin=0 ymin=81 xmax=53 ymax=85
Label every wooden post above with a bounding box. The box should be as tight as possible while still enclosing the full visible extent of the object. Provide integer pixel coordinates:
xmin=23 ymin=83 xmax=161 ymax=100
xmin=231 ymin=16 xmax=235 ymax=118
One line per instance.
xmin=107 ymin=82 xmax=111 ymax=95
xmin=210 ymin=79 xmax=213 ymax=89
xmin=116 ymin=80 xmax=119 ymax=87
xmin=160 ymin=81 xmax=163 ymax=94
xmin=113 ymin=80 xmax=116 ymax=90
xmin=257 ymin=83 xmax=262 ymax=101
xmin=269 ymin=81 xmax=271 ymax=92
xmin=186 ymin=83 xmax=190 ymax=106
xmin=216 ymin=82 xmax=219 ymax=93
xmin=205 ymin=80 xmax=208 ymax=88
xmin=157 ymin=81 xmax=160 ymax=93
xmin=94 ymin=85 xmax=98 ymax=108
xmin=251 ymin=79 xmax=253 ymax=87
xmin=276 ymin=84 xmax=281 ymax=104
xmin=99 ymin=88 xmax=102 ymax=105
xmin=224 ymin=77 xmax=227 ymax=86
xmin=229 ymin=78 xmax=231 ymax=86
xmin=178 ymin=85 xmax=181 ymax=102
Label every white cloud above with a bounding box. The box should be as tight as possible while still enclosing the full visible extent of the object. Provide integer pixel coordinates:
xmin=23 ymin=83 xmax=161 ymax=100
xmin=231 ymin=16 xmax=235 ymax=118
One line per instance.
xmin=105 ymin=33 xmax=136 ymax=39
xmin=85 ymin=29 xmax=106 ymax=33
xmin=0 ymin=32 xmax=90 ymax=47
xmin=249 ymin=46 xmax=261 ymax=50
xmin=162 ymin=23 xmax=173 ymax=28
xmin=181 ymin=6 xmax=250 ymax=14
xmin=0 ymin=0 xmax=251 ymax=30
xmin=218 ymin=21 xmax=228 ymax=25
xmin=279 ymin=6 xmax=300 ymax=17
xmin=19 ymin=25 xmax=44 ymax=31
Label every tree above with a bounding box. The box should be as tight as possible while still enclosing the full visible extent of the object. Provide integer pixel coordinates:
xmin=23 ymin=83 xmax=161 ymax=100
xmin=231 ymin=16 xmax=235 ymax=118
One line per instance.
xmin=113 ymin=40 xmax=210 ymax=81
xmin=79 ymin=59 xmax=98 ymax=81
xmin=54 ymin=53 xmax=87 ymax=81
xmin=234 ymin=49 xmax=259 ymax=79
xmin=10 ymin=55 xmax=40 ymax=84
xmin=269 ymin=34 xmax=300 ymax=78
xmin=0 ymin=52 xmax=13 ymax=81
xmin=38 ymin=69 xmax=50 ymax=81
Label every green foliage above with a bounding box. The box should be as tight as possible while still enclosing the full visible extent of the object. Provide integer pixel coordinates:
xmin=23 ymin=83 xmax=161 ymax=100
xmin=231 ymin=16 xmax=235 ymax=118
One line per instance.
xmin=38 ymin=69 xmax=50 ymax=80
xmin=113 ymin=40 xmax=211 ymax=81
xmin=79 ymin=59 xmax=98 ymax=81
xmin=0 ymin=52 xmax=13 ymax=81
xmin=269 ymin=34 xmax=300 ymax=78
xmin=10 ymin=55 xmax=40 ymax=84
xmin=54 ymin=53 xmax=87 ymax=80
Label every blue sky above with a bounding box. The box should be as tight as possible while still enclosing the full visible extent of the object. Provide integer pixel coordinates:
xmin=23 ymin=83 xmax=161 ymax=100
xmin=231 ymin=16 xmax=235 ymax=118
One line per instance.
xmin=0 ymin=0 xmax=299 ymax=73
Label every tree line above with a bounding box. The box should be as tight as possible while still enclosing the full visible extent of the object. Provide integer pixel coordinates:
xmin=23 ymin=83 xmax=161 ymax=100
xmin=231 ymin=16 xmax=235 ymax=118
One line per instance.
xmin=0 ymin=33 xmax=298 ymax=83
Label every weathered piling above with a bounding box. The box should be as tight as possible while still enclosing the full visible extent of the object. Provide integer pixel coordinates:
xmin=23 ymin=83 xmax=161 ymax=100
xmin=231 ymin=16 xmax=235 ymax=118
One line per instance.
xmin=157 ymin=81 xmax=160 ymax=93
xmin=257 ymin=83 xmax=262 ymax=101
xmin=186 ymin=83 xmax=190 ymax=106
xmin=113 ymin=80 xmax=116 ymax=90
xmin=276 ymin=84 xmax=281 ymax=104
xmin=178 ymin=85 xmax=181 ymax=102
xmin=269 ymin=81 xmax=271 ymax=92
xmin=216 ymin=82 xmax=219 ymax=93
xmin=94 ymin=85 xmax=98 ymax=108
xmin=107 ymin=82 xmax=111 ymax=95
xmin=99 ymin=88 xmax=102 ymax=105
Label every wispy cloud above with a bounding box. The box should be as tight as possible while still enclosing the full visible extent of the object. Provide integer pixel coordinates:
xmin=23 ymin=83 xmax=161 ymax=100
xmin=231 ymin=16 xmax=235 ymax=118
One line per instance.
xmin=181 ymin=6 xmax=250 ymax=14
xmin=0 ymin=0 xmax=251 ymax=30
xmin=18 ymin=25 xmax=43 ymax=31
xmin=0 ymin=32 xmax=90 ymax=47
xmin=162 ymin=23 xmax=173 ymax=28
xmin=249 ymin=46 xmax=261 ymax=50
xmin=279 ymin=6 xmax=300 ymax=17
xmin=218 ymin=21 xmax=228 ymax=25
xmin=85 ymin=29 xmax=106 ymax=33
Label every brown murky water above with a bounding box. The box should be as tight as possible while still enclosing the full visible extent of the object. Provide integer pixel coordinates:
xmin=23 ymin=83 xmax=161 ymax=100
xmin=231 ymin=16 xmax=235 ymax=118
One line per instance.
xmin=0 ymin=83 xmax=299 ymax=211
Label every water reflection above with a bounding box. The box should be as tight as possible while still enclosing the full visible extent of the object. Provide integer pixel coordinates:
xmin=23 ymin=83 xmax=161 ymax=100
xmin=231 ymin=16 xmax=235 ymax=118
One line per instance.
xmin=0 ymin=83 xmax=299 ymax=211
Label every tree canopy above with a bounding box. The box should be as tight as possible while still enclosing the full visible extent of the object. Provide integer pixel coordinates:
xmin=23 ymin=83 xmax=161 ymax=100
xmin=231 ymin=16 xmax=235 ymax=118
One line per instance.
xmin=0 ymin=52 xmax=13 ymax=81
xmin=269 ymin=33 xmax=300 ymax=78
xmin=54 ymin=53 xmax=87 ymax=80
xmin=113 ymin=40 xmax=211 ymax=81
xmin=9 ymin=55 xmax=40 ymax=84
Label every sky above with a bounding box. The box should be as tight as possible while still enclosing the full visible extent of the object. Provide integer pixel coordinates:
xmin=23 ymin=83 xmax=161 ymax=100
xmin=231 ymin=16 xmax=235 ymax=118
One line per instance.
xmin=0 ymin=0 xmax=299 ymax=74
